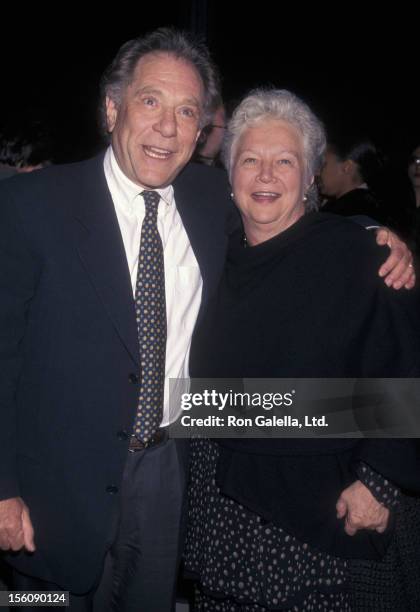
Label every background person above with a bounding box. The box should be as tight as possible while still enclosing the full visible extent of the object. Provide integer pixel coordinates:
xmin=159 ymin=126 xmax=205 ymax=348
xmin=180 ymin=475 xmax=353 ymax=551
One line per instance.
xmin=319 ymin=133 xmax=389 ymax=224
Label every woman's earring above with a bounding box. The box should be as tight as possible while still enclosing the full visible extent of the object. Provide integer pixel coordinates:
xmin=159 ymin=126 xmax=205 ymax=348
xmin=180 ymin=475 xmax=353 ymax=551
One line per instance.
xmin=303 ymin=194 xmax=308 ymax=202
xmin=230 ymin=192 xmax=234 ymax=199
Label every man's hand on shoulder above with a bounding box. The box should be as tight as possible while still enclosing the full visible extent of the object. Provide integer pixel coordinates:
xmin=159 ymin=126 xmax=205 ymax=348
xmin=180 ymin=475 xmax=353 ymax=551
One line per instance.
xmin=376 ymin=227 xmax=415 ymax=290
xmin=0 ymin=497 xmax=35 ymax=552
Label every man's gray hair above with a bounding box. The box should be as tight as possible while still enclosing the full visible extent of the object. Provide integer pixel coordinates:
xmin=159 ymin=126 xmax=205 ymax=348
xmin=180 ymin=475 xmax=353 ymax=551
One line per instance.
xmin=99 ymin=27 xmax=221 ymax=137
xmin=223 ymin=89 xmax=326 ymax=210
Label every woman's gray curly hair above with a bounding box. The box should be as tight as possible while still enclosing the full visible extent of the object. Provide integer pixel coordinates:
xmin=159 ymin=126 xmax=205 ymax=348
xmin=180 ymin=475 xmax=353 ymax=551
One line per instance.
xmin=222 ymin=89 xmax=326 ymax=211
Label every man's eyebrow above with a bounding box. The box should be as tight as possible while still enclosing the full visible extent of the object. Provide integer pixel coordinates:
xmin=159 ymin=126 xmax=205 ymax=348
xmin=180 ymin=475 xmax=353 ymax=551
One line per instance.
xmin=133 ymin=86 xmax=201 ymax=107
xmin=131 ymin=86 xmax=160 ymax=98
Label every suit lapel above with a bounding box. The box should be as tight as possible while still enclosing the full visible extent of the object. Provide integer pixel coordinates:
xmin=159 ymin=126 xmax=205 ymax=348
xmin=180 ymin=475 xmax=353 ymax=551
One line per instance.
xmin=173 ymin=164 xmax=229 ymax=308
xmin=174 ymin=173 xmax=208 ymax=281
xmin=70 ymin=157 xmax=229 ymax=367
xmin=73 ymin=155 xmax=140 ymax=366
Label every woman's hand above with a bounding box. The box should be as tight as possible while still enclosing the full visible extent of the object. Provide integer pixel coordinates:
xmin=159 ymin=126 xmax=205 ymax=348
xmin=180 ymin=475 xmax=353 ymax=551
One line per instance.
xmin=376 ymin=228 xmax=415 ymax=289
xmin=336 ymin=480 xmax=389 ymax=536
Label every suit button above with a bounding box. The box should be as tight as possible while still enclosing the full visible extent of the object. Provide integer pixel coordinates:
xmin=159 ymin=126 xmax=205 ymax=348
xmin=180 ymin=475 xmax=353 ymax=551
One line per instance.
xmin=117 ymin=430 xmax=128 ymax=440
xmin=106 ymin=485 xmax=119 ymax=495
xmin=128 ymin=373 xmax=139 ymax=384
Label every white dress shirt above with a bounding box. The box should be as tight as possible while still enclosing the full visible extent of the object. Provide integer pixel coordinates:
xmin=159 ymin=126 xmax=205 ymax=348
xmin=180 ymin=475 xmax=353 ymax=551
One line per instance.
xmin=104 ymin=147 xmax=202 ymax=424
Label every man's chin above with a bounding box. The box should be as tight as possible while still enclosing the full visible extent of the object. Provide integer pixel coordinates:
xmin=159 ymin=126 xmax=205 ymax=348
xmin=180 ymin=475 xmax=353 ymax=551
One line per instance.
xmin=132 ymin=171 xmax=172 ymax=190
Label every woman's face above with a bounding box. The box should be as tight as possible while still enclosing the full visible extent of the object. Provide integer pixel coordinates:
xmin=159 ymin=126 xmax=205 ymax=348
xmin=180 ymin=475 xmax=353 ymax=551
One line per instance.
xmin=408 ymin=146 xmax=420 ymax=189
xmin=319 ymin=147 xmax=346 ymax=197
xmin=231 ymin=118 xmax=308 ymax=244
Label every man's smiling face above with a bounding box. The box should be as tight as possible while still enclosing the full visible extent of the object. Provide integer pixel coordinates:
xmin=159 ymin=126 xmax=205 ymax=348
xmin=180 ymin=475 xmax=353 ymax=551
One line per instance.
xmin=106 ymin=51 xmax=204 ymax=188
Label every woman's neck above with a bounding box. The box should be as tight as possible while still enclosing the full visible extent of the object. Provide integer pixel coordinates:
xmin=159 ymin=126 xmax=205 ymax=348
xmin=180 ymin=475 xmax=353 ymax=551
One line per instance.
xmin=244 ymin=209 xmax=305 ymax=246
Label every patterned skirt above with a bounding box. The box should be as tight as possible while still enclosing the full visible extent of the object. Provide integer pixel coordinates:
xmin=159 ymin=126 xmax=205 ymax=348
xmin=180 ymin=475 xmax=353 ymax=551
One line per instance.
xmin=184 ymin=439 xmax=350 ymax=611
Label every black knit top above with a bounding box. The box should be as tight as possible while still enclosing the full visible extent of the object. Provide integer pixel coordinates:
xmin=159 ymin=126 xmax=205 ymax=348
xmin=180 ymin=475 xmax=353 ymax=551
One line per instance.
xmin=189 ymin=212 xmax=420 ymax=559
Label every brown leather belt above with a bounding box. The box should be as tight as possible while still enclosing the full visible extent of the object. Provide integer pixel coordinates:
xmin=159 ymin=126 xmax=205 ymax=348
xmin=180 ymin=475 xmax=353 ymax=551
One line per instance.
xmin=128 ymin=429 xmax=167 ymax=452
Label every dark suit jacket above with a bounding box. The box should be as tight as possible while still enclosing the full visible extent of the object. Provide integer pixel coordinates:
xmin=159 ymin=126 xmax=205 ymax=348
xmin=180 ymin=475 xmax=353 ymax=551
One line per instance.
xmin=0 ymin=153 xmax=232 ymax=593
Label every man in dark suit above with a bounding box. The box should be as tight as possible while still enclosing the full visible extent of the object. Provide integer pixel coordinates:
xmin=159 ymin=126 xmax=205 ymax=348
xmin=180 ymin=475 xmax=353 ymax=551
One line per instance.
xmin=0 ymin=28 xmax=231 ymax=611
xmin=0 ymin=27 xmax=415 ymax=612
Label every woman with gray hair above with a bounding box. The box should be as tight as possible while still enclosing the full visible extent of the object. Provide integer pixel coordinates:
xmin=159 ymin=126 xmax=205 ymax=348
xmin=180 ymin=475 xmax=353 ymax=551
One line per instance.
xmin=183 ymin=89 xmax=420 ymax=610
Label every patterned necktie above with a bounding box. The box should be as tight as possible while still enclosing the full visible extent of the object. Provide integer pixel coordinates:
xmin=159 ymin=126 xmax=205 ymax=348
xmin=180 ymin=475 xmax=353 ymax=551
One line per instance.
xmin=133 ymin=190 xmax=167 ymax=442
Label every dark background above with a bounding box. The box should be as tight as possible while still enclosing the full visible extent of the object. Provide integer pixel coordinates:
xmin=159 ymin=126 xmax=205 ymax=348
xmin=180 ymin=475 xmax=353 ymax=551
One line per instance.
xmin=1 ymin=4 xmax=418 ymax=164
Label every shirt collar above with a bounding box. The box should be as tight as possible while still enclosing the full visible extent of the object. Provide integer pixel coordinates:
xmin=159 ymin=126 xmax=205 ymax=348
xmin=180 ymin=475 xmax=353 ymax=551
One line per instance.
xmin=104 ymin=146 xmax=174 ymax=212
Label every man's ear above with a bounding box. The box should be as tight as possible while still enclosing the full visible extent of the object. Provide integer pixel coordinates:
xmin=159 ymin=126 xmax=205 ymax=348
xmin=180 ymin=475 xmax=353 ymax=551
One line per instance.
xmin=342 ymin=159 xmax=355 ymax=175
xmin=105 ymin=96 xmax=118 ymax=133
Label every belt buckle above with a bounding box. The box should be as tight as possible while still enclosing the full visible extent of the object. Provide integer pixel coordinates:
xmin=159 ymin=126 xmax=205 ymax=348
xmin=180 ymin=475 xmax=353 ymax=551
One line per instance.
xmin=128 ymin=437 xmax=145 ymax=453
xmin=128 ymin=429 xmax=165 ymax=452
